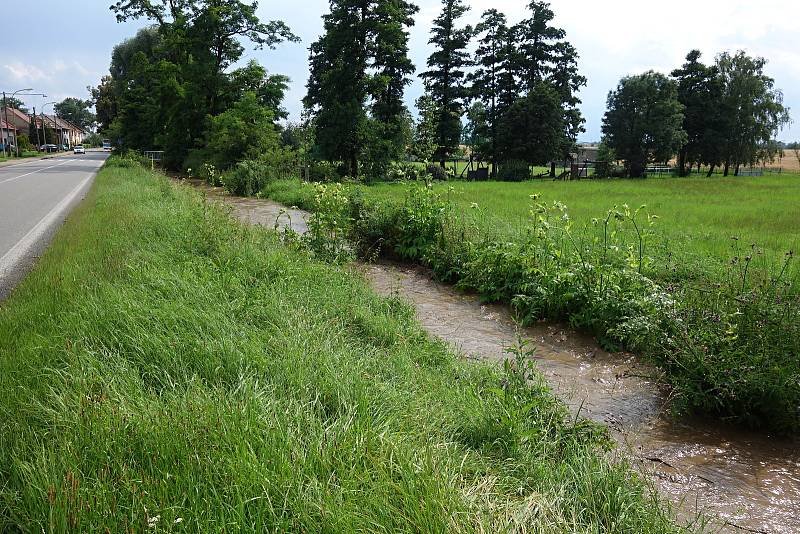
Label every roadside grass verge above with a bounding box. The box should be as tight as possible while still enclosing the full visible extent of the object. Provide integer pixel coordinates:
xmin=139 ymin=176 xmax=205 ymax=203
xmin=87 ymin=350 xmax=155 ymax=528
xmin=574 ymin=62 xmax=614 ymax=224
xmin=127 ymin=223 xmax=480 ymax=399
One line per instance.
xmin=0 ymin=160 xmax=682 ymax=532
xmin=255 ymin=177 xmax=800 ymax=434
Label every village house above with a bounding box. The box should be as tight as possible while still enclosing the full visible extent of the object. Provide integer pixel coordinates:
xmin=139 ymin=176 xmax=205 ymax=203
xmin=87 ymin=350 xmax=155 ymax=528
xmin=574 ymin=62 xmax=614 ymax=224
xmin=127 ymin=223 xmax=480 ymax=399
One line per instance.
xmin=0 ymin=118 xmax=15 ymax=149
xmin=0 ymin=106 xmax=86 ymax=148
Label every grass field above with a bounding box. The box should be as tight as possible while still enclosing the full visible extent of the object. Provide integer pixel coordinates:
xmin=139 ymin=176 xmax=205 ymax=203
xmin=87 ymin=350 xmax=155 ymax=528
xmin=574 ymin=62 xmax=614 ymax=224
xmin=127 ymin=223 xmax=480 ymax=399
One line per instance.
xmin=0 ymin=158 xmax=681 ymax=531
xmin=363 ymin=175 xmax=800 ymax=281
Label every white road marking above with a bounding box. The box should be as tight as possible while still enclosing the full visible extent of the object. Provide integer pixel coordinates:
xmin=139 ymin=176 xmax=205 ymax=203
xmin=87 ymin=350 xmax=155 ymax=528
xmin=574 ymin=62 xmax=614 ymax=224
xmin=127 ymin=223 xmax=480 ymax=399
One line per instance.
xmin=0 ymin=159 xmax=76 ymax=186
xmin=0 ymin=172 xmax=94 ymax=277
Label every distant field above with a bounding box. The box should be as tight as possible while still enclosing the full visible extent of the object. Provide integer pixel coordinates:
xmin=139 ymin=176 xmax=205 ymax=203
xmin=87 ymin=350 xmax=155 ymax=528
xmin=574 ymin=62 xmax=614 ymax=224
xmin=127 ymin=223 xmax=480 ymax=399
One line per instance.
xmin=776 ymin=151 xmax=800 ymax=172
xmin=365 ymin=174 xmax=800 ymax=280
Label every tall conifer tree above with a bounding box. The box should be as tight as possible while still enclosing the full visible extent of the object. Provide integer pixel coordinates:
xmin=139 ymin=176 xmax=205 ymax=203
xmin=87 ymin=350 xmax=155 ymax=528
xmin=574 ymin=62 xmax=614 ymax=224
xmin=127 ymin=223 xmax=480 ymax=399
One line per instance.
xmin=420 ymin=0 xmax=473 ymax=167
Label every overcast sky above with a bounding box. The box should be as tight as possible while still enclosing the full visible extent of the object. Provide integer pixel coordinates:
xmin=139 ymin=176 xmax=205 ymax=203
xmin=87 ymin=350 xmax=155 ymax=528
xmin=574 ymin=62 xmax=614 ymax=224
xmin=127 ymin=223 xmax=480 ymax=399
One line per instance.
xmin=2 ymin=0 xmax=798 ymax=141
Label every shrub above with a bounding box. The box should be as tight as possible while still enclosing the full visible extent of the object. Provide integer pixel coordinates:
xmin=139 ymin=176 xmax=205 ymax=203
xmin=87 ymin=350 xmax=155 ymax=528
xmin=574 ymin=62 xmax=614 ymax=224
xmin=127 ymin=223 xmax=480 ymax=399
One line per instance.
xmin=386 ymin=161 xmax=427 ymax=182
xmin=17 ymin=134 xmax=33 ymax=151
xmin=426 ymin=164 xmax=448 ymax=181
xmin=105 ymin=152 xmax=150 ymax=168
xmin=303 ymin=182 xmax=353 ymax=263
xmin=222 ymin=160 xmax=274 ymax=196
xmin=182 ymin=148 xmax=213 ymax=176
xmin=307 ymin=160 xmax=340 ymax=183
xmin=498 ymin=160 xmax=531 ymax=181
xmin=198 ymin=163 xmax=222 ymax=186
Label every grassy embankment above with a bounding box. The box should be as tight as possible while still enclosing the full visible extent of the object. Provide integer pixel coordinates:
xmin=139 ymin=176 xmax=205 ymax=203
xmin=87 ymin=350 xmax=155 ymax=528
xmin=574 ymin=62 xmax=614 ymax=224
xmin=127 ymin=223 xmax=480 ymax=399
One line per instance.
xmin=255 ymin=174 xmax=800 ymax=434
xmin=0 ymin=158 xmax=682 ymax=532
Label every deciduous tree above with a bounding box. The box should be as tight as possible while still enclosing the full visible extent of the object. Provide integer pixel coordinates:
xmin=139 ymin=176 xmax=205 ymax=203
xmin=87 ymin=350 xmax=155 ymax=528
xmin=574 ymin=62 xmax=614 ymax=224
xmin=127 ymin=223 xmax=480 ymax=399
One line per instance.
xmin=497 ymin=83 xmax=563 ymax=167
xmin=54 ymin=98 xmax=97 ymax=131
xmin=671 ymin=50 xmax=725 ymax=176
xmin=601 ymin=71 xmax=686 ymax=178
xmin=716 ymin=51 xmax=790 ymax=176
xmin=2 ymin=97 xmax=28 ymax=114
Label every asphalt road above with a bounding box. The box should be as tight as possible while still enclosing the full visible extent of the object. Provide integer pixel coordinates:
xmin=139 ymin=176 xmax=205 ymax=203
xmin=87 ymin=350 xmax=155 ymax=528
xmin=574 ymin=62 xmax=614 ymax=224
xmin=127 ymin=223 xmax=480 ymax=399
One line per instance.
xmin=0 ymin=151 xmax=109 ymax=300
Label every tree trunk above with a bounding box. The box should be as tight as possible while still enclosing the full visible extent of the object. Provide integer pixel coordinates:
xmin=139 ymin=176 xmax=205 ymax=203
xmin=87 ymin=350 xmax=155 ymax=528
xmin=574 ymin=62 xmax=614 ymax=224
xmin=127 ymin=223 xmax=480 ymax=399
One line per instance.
xmin=677 ymin=149 xmax=687 ymax=177
xmin=706 ymin=164 xmax=715 ymax=178
xmin=723 ymin=160 xmax=730 ymax=177
xmin=630 ymin=160 xmax=645 ymax=178
xmin=734 ymin=163 xmax=740 ymax=176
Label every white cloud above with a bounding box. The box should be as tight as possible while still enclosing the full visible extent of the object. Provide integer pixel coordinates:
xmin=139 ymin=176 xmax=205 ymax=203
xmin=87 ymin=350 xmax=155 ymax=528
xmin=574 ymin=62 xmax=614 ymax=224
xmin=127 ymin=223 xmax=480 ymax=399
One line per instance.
xmin=3 ymin=62 xmax=52 ymax=83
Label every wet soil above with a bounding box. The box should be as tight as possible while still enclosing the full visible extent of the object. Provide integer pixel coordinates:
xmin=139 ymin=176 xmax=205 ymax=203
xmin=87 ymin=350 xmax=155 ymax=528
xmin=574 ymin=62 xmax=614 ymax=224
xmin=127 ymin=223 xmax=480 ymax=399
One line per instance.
xmin=186 ymin=179 xmax=800 ymax=534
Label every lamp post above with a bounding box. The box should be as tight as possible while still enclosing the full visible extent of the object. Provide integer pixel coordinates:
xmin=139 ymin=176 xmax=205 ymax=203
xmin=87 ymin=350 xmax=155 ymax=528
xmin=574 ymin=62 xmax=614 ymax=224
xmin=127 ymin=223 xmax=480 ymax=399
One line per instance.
xmin=42 ymin=101 xmax=57 ymax=153
xmin=2 ymin=88 xmax=32 ymax=157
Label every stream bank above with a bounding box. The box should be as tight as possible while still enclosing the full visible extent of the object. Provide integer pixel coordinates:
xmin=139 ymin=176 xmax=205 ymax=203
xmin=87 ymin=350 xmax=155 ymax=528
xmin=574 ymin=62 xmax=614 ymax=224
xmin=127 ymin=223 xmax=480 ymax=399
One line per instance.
xmin=186 ymin=179 xmax=800 ymax=534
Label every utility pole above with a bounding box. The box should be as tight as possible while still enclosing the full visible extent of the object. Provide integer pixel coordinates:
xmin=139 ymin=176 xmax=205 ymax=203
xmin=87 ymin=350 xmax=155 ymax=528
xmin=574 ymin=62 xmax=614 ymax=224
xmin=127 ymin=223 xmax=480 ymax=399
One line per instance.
xmin=32 ymin=106 xmax=41 ymax=149
xmin=2 ymin=92 xmax=8 ymax=158
xmin=42 ymin=101 xmax=56 ymax=153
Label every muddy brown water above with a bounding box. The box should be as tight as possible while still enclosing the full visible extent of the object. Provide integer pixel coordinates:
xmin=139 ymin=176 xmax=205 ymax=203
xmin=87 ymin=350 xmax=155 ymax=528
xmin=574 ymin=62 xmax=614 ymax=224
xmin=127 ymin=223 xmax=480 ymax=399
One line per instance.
xmin=186 ymin=179 xmax=800 ymax=533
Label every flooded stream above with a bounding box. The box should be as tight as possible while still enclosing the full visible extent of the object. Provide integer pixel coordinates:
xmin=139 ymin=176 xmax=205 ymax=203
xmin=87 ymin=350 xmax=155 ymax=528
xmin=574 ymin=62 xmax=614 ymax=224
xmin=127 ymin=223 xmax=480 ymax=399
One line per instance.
xmin=187 ymin=179 xmax=800 ymax=533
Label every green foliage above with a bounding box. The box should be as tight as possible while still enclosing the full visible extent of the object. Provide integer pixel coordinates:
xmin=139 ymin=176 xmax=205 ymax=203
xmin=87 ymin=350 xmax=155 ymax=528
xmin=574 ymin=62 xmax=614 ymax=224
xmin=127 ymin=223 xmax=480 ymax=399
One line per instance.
xmin=468 ymin=9 xmax=510 ymax=171
xmin=204 ymin=92 xmax=281 ymax=169
xmin=497 ymin=83 xmax=564 ymax=166
xmin=229 ymin=60 xmax=290 ymax=120
xmin=2 ymin=96 xmax=28 ymax=114
xmin=497 ymin=160 xmax=531 ymax=182
xmin=99 ymin=2 xmax=298 ymax=168
xmin=83 ymin=132 xmax=104 ymax=148
xmin=222 ymin=153 xmax=296 ymax=196
xmin=410 ymin=93 xmax=438 ymax=163
xmin=426 ymin=163 xmax=449 ymax=181
xmin=303 ymin=182 xmax=353 ymax=263
xmin=716 ymin=51 xmax=791 ymax=175
xmin=602 ymin=71 xmax=687 ymax=177
xmin=54 ymin=97 xmax=96 ymax=130
xmin=463 ymin=101 xmax=490 ymax=162
xmin=394 ymin=184 xmax=450 ymax=261
xmin=198 ymin=162 xmax=221 ymax=186
xmin=420 ymin=0 xmax=473 ymax=164
xmin=305 ymin=0 xmax=418 ymax=178
xmin=103 ymin=150 xmax=150 ymax=168
xmin=385 ymin=161 xmax=427 ymax=182
xmin=16 ymin=134 xmax=32 ymax=151
xmin=260 ymin=177 xmax=800 ymax=433
xmin=0 ymin=160 xmax=682 ymax=531
xmin=671 ymin=50 xmax=725 ymax=175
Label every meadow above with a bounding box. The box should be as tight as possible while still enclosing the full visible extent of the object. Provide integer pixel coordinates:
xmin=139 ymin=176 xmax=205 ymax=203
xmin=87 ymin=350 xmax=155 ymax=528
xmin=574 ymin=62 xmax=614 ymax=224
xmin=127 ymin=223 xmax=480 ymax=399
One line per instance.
xmin=365 ymin=174 xmax=800 ymax=275
xmin=0 ymin=157 xmax=681 ymax=532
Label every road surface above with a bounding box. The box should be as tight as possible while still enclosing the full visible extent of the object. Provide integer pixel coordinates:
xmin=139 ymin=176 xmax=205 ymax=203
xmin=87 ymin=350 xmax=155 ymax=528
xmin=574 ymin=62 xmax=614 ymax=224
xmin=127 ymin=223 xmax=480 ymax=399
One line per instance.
xmin=0 ymin=151 xmax=108 ymax=300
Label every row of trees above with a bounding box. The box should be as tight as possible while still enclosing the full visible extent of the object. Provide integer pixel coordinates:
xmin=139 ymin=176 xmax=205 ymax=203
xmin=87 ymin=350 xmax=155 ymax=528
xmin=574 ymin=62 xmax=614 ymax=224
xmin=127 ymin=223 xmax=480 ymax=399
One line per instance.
xmin=93 ymin=0 xmax=298 ymax=169
xmin=305 ymin=0 xmax=586 ymax=179
xmin=602 ymin=50 xmax=790 ymax=178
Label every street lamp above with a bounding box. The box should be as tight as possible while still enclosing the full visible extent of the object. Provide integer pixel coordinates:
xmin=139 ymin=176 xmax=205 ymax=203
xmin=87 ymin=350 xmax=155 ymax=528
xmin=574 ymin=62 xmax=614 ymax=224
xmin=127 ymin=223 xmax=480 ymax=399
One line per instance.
xmin=1 ymin=88 xmax=32 ymax=158
xmin=42 ymin=101 xmax=57 ymax=153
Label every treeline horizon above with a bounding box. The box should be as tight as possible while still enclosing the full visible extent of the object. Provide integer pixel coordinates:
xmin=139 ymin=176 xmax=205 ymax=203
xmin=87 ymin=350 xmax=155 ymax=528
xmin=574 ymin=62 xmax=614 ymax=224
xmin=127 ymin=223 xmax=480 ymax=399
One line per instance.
xmin=91 ymin=0 xmax=791 ymax=181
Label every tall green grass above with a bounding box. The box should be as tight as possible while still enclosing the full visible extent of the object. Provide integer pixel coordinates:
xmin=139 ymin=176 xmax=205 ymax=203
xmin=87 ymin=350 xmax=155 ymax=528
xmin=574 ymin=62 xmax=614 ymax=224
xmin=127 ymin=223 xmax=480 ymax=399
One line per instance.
xmin=364 ymin=176 xmax=800 ymax=278
xmin=0 ymin=160 xmax=683 ymax=532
